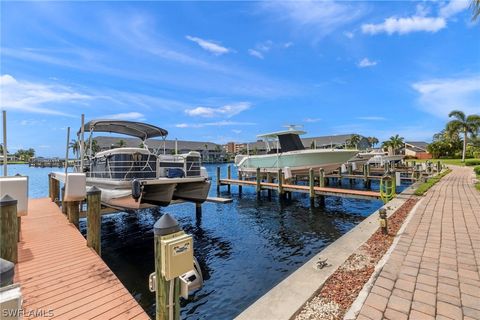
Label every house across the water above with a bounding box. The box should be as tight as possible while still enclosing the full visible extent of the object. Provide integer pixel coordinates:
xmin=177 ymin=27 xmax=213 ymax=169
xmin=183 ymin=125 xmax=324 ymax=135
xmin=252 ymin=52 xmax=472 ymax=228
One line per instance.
xmin=404 ymin=141 xmax=432 ymax=159
xmin=94 ymin=136 xmax=227 ymax=163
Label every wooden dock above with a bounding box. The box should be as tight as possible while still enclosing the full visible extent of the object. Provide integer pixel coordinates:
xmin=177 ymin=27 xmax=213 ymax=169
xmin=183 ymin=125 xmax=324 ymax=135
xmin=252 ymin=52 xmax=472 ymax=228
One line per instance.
xmin=219 ymin=178 xmax=381 ymax=200
xmin=14 ymin=198 xmax=149 ymax=320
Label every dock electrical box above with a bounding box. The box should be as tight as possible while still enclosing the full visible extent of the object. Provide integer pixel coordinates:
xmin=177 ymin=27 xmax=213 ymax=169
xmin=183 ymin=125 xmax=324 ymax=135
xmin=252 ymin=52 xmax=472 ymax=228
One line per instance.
xmin=161 ymin=232 xmax=193 ymax=281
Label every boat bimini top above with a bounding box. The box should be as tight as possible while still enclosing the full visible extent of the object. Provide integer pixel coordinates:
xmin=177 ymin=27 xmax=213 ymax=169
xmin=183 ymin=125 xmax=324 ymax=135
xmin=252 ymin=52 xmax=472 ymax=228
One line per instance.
xmin=257 ymin=126 xmax=306 ymax=153
xmin=79 ymin=120 xmax=168 ymax=140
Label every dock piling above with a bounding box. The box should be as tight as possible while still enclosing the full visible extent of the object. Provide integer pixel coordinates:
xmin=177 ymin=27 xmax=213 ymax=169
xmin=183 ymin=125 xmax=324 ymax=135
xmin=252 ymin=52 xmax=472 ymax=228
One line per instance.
xmin=309 ymin=168 xmax=315 ymax=206
xmin=51 ymin=178 xmax=60 ymax=204
xmin=227 ymin=165 xmax=231 ymax=193
xmin=0 ymin=195 xmax=18 ymax=263
xmin=61 ymin=186 xmax=67 ymax=214
xmin=238 ymin=171 xmax=243 ymax=196
xmin=67 ymin=201 xmax=80 ymax=228
xmin=153 ymin=214 xmax=182 ymax=320
xmin=266 ymin=173 xmax=272 ymax=199
xmin=256 ymin=167 xmax=261 ymax=196
xmin=86 ymin=186 xmax=102 ymax=255
xmin=277 ymin=168 xmax=284 ymax=198
xmin=216 ymin=167 xmax=220 ymax=193
xmin=196 ymin=203 xmax=202 ymax=217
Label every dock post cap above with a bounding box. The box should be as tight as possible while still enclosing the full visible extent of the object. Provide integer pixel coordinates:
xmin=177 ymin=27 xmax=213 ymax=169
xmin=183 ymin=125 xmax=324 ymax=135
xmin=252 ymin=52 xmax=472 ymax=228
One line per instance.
xmin=0 ymin=258 xmax=15 ymax=287
xmin=0 ymin=194 xmax=17 ymax=207
xmin=154 ymin=213 xmax=181 ymax=236
xmin=87 ymin=186 xmax=102 ymax=195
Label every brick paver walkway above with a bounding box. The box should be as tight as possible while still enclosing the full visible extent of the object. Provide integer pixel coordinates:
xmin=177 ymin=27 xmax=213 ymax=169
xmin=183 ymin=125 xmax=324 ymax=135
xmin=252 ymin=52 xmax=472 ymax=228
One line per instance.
xmin=357 ymin=166 xmax=480 ymax=320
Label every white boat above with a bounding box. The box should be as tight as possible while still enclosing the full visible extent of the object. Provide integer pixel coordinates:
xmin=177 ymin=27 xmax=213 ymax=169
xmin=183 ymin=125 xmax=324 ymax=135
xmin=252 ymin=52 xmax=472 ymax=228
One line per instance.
xmin=77 ymin=120 xmax=211 ymax=209
xmin=367 ymin=153 xmax=404 ymax=166
xmin=348 ymin=150 xmax=385 ymax=165
xmin=235 ymin=127 xmax=358 ymax=177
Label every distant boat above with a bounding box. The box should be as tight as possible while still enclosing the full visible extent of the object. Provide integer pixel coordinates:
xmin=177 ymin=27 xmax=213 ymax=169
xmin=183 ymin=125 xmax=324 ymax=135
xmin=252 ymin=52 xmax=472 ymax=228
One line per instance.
xmin=235 ymin=126 xmax=358 ymax=177
xmin=367 ymin=153 xmax=404 ymax=166
xmin=76 ymin=120 xmax=211 ymax=209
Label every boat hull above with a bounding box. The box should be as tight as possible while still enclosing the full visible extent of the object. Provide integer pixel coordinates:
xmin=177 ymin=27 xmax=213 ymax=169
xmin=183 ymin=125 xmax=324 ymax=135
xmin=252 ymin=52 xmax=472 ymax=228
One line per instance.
xmin=236 ymin=149 xmax=359 ymax=175
xmin=86 ymin=177 xmax=210 ymax=209
xmin=173 ymin=180 xmax=211 ymax=203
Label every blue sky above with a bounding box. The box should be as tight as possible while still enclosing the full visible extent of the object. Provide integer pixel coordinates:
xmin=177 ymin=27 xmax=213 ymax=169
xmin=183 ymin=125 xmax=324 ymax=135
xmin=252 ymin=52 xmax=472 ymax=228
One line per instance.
xmin=1 ymin=0 xmax=479 ymax=156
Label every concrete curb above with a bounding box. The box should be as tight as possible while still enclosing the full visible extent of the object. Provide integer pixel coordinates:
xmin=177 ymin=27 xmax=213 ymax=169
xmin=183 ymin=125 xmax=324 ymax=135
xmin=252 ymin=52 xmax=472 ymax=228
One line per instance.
xmin=235 ymin=182 xmax=421 ymax=320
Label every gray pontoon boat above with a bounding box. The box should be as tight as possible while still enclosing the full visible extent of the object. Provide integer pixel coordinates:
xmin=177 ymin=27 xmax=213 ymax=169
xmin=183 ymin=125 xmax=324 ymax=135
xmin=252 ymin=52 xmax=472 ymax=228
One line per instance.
xmin=76 ymin=120 xmax=211 ymax=209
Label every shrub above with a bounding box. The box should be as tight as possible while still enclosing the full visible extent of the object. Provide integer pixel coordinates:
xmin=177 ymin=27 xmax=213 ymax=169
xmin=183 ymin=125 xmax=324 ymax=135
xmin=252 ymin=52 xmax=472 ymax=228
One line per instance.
xmin=466 ymin=160 xmax=480 ymax=166
xmin=474 ymin=166 xmax=480 ymax=175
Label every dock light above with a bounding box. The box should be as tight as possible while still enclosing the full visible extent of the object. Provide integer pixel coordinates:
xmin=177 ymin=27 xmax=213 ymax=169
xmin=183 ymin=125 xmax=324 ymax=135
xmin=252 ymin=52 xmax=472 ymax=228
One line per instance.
xmin=379 ymin=208 xmax=388 ymax=235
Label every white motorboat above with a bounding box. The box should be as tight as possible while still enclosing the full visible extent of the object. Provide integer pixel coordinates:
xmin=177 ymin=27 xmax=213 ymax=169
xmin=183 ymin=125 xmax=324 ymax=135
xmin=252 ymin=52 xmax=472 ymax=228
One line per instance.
xmin=235 ymin=127 xmax=358 ymax=177
xmin=77 ymin=120 xmax=211 ymax=209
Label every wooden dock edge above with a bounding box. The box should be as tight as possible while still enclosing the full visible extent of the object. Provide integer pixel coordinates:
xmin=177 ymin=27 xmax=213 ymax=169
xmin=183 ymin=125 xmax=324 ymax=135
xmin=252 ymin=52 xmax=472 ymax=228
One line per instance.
xmin=14 ymin=198 xmax=150 ymax=320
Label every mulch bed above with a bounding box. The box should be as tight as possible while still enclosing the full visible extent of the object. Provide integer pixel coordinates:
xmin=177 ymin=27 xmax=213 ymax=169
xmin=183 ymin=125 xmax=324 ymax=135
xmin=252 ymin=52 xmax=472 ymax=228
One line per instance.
xmin=295 ymin=198 xmax=419 ymax=320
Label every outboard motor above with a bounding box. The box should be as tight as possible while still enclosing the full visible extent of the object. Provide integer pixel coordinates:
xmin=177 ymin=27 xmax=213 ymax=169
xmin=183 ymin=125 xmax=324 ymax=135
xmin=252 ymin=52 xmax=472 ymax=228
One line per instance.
xmin=132 ymin=179 xmax=142 ymax=202
xmin=179 ymin=257 xmax=203 ymax=299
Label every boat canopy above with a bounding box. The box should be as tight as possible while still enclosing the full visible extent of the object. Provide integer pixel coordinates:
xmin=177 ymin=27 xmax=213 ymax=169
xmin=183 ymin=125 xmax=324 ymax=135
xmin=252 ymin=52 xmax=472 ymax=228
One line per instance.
xmin=257 ymin=129 xmax=306 ymax=139
xmin=257 ymin=128 xmax=306 ymax=153
xmin=79 ymin=120 xmax=168 ymax=140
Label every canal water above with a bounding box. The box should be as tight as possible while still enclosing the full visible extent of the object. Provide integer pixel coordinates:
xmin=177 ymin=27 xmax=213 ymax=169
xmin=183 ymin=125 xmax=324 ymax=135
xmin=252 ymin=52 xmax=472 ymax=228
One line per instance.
xmin=3 ymin=164 xmax=408 ymax=319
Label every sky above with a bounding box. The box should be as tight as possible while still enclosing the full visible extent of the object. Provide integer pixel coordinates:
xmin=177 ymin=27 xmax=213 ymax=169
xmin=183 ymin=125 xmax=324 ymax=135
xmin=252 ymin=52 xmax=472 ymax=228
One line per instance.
xmin=1 ymin=0 xmax=479 ymax=157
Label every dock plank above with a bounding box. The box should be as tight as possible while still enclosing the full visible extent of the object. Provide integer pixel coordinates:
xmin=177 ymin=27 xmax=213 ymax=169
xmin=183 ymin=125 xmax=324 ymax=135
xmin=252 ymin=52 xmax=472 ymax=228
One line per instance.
xmin=15 ymin=198 xmax=150 ymax=320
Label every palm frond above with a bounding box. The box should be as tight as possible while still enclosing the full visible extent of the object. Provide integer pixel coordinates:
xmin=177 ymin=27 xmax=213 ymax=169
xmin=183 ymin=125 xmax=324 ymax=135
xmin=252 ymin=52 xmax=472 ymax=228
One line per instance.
xmin=448 ymin=110 xmax=466 ymax=121
xmin=471 ymin=0 xmax=480 ymax=21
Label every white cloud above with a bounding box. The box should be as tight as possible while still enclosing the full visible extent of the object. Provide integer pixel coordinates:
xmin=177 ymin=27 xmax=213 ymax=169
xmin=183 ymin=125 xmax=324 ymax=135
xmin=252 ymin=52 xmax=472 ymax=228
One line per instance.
xmin=412 ymin=76 xmax=480 ymax=118
xmin=248 ymin=49 xmax=264 ymax=59
xmin=0 ymin=74 xmax=90 ymax=116
xmin=261 ymin=1 xmax=366 ymax=39
xmin=439 ymin=0 xmax=469 ymax=18
xmin=103 ymin=112 xmax=145 ymax=121
xmin=185 ymin=102 xmax=251 ymax=118
xmin=343 ymin=31 xmax=355 ymax=39
xmin=357 ymin=116 xmax=386 ymax=121
xmin=304 ymin=118 xmax=321 ymax=123
xmin=185 ymin=35 xmax=230 ymax=56
xmin=362 ymin=1 xmax=469 ymax=36
xmin=358 ymin=58 xmax=378 ymax=68
xmin=362 ymin=16 xmax=446 ymax=35
xmin=232 ymin=129 xmax=242 ymax=134
xmin=283 ymin=42 xmax=294 ymax=48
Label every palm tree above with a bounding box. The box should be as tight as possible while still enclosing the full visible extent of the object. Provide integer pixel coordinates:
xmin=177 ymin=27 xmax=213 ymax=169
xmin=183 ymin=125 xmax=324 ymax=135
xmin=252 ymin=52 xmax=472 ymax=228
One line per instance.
xmin=69 ymin=139 xmax=81 ymax=158
xmin=382 ymin=134 xmax=404 ymax=155
xmin=347 ymin=134 xmax=361 ymax=149
xmin=472 ymin=0 xmax=480 ymax=20
xmin=367 ymin=137 xmax=379 ymax=148
xmin=446 ymin=110 xmax=480 ymax=162
xmin=117 ymin=140 xmax=126 ymax=148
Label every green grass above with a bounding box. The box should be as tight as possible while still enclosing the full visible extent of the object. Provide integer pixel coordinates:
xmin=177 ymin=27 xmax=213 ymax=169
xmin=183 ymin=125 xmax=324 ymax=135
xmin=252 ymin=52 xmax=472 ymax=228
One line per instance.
xmin=414 ymin=169 xmax=452 ymax=196
xmin=406 ymin=158 xmax=480 ymax=166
